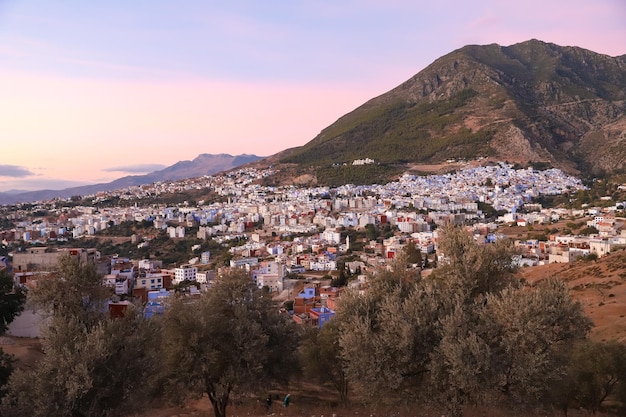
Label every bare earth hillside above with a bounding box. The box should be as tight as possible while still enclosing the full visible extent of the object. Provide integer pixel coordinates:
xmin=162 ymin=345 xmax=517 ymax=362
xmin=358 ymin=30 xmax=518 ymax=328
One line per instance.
xmin=518 ymin=249 xmax=626 ymax=343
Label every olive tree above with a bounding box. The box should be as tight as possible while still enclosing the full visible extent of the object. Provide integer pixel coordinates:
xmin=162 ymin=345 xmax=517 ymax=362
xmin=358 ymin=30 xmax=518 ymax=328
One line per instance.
xmin=430 ymin=278 xmax=591 ymax=415
xmin=337 ymin=225 xmax=592 ymax=416
xmin=433 ymin=223 xmax=519 ymax=298
xmin=0 ymin=269 xmax=26 ymax=398
xmin=550 ymin=340 xmax=626 ymax=414
xmin=299 ymin=320 xmax=349 ymax=406
xmin=1 ymin=255 xmax=161 ymax=417
xmin=0 ymin=269 xmax=26 ymax=335
xmin=161 ymin=268 xmax=298 ymax=417
xmin=338 ymin=278 xmax=447 ymax=402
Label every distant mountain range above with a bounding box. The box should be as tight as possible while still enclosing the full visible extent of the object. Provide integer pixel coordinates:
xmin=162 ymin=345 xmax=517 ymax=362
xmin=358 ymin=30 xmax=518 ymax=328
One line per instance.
xmin=0 ymin=154 xmax=263 ymax=205
xmin=278 ymin=39 xmax=626 ymax=184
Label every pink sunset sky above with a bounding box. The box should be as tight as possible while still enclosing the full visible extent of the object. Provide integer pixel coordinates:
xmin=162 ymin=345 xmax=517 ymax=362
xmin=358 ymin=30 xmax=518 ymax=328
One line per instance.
xmin=0 ymin=0 xmax=625 ymax=192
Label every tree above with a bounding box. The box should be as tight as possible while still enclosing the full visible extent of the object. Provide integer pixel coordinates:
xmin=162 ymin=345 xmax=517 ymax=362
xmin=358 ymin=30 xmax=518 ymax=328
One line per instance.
xmin=299 ymin=320 xmax=349 ymax=406
xmin=433 ymin=223 xmax=519 ymax=298
xmin=27 ymin=255 xmax=108 ymax=326
xmin=0 ymin=349 xmax=15 ymax=401
xmin=478 ymin=278 xmax=591 ymax=400
xmin=550 ymin=340 xmax=626 ymax=414
xmin=365 ymin=223 xmax=379 ymax=241
xmin=578 ymin=226 xmax=599 ymax=236
xmin=0 ymin=269 xmax=26 ymax=336
xmin=402 ymin=240 xmax=423 ymax=266
xmin=336 ymin=225 xmax=592 ymax=416
xmin=427 ymin=228 xmax=589 ymax=415
xmin=1 ymin=255 xmax=161 ymax=417
xmin=0 ymin=269 xmax=26 ymax=399
xmin=337 ymin=267 xmax=444 ymax=402
xmin=331 ymin=261 xmax=348 ymax=287
xmin=161 ymin=268 xmax=299 ymax=417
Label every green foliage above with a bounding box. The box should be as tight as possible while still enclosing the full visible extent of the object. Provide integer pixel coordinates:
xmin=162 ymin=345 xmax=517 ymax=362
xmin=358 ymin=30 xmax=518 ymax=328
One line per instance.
xmin=0 ymin=350 xmax=14 ymax=400
xmin=282 ymin=89 xmax=494 ymax=172
xmin=97 ymin=219 xmax=154 ymax=237
xmin=336 ymin=225 xmax=591 ymax=416
xmin=473 ymin=279 xmax=590 ymax=399
xmin=331 ymin=263 xmax=349 ymax=288
xmin=549 ymin=340 xmax=626 ymax=414
xmin=477 ymin=201 xmax=506 ymax=219
xmin=1 ymin=255 xmax=161 ymax=417
xmin=433 ymin=224 xmax=519 ymax=298
xmin=528 ymin=161 xmax=553 ymax=171
xmin=315 ymin=164 xmax=400 ymax=187
xmin=161 ymin=268 xmax=299 ymax=417
xmin=402 ymin=240 xmax=423 ymax=265
xmin=0 ymin=269 xmax=26 ymax=335
xmin=337 ymin=273 xmax=444 ymax=401
xmin=299 ymin=321 xmax=349 ymax=406
xmin=581 ymin=252 xmax=599 ymax=262
xmin=365 ymin=223 xmax=379 ymax=241
xmin=0 ymin=269 xmax=26 ymax=402
xmin=579 ymin=226 xmax=599 ymax=236
xmin=28 ymin=255 xmax=108 ymax=325
xmin=174 ymin=279 xmax=200 ymax=292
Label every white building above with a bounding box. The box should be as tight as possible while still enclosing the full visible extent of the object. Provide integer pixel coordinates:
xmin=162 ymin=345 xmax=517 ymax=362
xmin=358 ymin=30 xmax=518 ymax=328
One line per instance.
xmin=590 ymin=239 xmax=612 ymax=257
xmin=174 ymin=264 xmax=197 ymax=284
xmin=196 ymin=270 xmax=214 ymax=285
xmin=253 ymin=261 xmax=285 ymax=293
xmin=135 ymin=272 xmax=166 ymax=291
xmin=321 ymin=228 xmax=341 ymax=245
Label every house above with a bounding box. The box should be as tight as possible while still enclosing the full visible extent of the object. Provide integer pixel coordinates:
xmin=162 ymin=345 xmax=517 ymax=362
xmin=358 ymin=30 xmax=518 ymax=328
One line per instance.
xmin=108 ymin=300 xmax=132 ymax=318
xmin=589 ymin=239 xmax=612 ymax=257
xmin=252 ymin=261 xmax=285 ymax=292
xmin=309 ymin=306 xmax=336 ymax=328
xmin=135 ymin=271 xmax=166 ymax=291
xmin=143 ymin=289 xmax=173 ymax=318
xmin=293 ymin=285 xmax=319 ymax=316
xmin=115 ymin=276 xmax=130 ymax=295
xmin=196 ymin=270 xmax=214 ymax=285
xmin=174 ymin=264 xmax=197 ymax=284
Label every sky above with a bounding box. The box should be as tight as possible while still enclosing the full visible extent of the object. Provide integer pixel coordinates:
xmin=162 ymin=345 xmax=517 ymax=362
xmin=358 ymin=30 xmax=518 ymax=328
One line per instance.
xmin=0 ymin=1 xmax=625 ymax=192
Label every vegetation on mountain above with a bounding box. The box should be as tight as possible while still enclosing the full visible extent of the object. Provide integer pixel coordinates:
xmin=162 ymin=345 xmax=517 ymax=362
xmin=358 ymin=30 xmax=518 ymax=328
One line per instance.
xmin=315 ymin=163 xmax=401 ymax=187
xmin=279 ymin=40 xmax=626 ymax=184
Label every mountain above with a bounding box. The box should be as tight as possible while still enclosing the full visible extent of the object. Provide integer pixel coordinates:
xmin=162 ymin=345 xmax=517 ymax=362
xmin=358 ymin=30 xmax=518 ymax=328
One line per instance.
xmin=280 ymin=40 xmax=626 ymax=181
xmin=0 ymin=153 xmax=263 ymax=205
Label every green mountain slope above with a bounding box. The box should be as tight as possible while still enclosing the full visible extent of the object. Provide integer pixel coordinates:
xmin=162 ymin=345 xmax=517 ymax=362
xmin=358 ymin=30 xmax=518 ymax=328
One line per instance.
xmin=280 ymin=40 xmax=626 ymax=181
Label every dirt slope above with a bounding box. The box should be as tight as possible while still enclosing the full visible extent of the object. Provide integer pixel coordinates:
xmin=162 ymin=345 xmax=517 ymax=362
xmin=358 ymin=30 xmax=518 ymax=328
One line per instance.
xmin=518 ymin=249 xmax=626 ymax=342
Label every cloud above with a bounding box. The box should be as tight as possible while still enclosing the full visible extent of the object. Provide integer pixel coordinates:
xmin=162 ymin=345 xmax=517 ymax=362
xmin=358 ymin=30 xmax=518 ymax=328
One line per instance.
xmin=104 ymin=164 xmax=167 ymax=174
xmin=0 ymin=165 xmax=34 ymax=177
xmin=0 ymin=177 xmax=91 ymax=193
xmin=467 ymin=10 xmax=500 ymax=30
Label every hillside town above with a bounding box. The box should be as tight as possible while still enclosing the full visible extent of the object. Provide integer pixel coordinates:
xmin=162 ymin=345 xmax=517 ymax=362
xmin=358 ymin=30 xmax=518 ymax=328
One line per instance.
xmin=2 ymin=161 xmax=625 ymax=333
